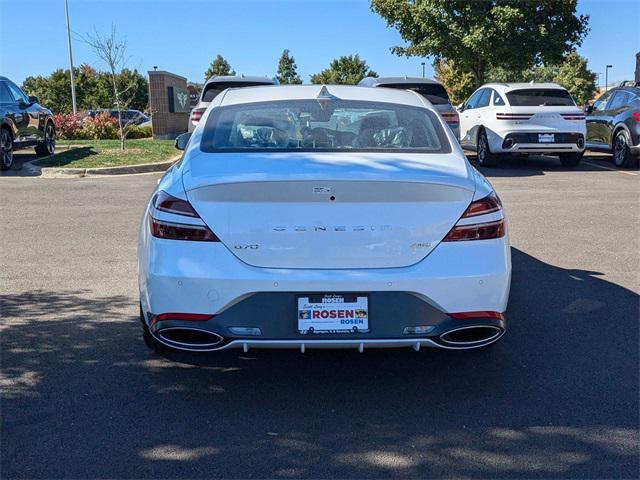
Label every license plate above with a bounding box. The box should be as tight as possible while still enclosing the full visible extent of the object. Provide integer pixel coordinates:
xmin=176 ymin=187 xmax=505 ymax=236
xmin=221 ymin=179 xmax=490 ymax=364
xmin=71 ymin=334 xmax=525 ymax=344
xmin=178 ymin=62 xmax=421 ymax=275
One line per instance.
xmin=538 ymin=133 xmax=555 ymax=143
xmin=297 ymin=294 xmax=369 ymax=334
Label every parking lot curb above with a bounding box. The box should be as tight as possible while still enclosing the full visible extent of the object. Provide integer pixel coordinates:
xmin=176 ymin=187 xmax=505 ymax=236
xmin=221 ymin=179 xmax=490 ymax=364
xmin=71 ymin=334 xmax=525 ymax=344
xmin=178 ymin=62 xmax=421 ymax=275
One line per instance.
xmin=28 ymin=157 xmax=180 ymax=178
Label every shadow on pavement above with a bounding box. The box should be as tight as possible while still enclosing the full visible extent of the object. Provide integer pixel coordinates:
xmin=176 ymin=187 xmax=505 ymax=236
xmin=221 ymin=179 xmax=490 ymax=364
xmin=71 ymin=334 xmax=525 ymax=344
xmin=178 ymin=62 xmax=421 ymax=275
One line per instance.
xmin=464 ymin=152 xmax=632 ymax=177
xmin=1 ymin=248 xmax=638 ymax=478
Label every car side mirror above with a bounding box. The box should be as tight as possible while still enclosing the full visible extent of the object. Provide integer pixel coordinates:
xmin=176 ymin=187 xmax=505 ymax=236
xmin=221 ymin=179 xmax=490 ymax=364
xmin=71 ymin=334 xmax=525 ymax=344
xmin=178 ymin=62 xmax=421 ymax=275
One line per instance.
xmin=457 ymin=102 xmax=465 ymax=112
xmin=174 ymin=132 xmax=192 ymax=151
xmin=583 ymin=104 xmax=593 ymax=115
xmin=28 ymin=95 xmax=39 ymax=105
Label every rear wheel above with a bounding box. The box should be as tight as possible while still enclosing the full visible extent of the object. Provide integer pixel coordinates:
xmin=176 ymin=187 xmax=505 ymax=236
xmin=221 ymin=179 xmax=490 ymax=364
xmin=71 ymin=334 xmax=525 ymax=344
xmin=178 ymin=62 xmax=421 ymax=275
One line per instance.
xmin=559 ymin=152 xmax=583 ymax=168
xmin=477 ymin=130 xmax=499 ymax=167
xmin=0 ymin=128 xmax=14 ymax=170
xmin=613 ymin=130 xmax=638 ymax=168
xmin=35 ymin=122 xmax=55 ymax=157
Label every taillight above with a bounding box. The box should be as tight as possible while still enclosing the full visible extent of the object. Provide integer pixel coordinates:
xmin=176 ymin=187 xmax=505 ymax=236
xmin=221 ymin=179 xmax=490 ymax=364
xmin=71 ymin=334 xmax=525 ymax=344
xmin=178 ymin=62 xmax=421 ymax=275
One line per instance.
xmin=440 ymin=111 xmax=459 ymax=125
xmin=150 ymin=190 xmax=219 ymax=241
xmin=632 ymin=111 xmax=640 ymax=123
xmin=190 ymin=108 xmax=205 ymax=125
xmin=496 ymin=113 xmax=533 ymax=120
xmin=443 ymin=193 xmax=506 ymax=242
xmin=154 ymin=191 xmax=199 ymax=217
xmin=149 ymin=217 xmax=219 ymax=241
xmin=561 ymin=113 xmax=586 ymax=121
xmin=460 ymin=192 xmax=501 ymax=217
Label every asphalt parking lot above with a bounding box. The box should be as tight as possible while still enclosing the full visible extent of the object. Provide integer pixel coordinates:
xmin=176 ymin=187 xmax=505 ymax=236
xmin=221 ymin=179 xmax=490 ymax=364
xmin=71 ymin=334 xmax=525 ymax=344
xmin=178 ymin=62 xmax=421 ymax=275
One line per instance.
xmin=1 ymin=153 xmax=638 ymax=479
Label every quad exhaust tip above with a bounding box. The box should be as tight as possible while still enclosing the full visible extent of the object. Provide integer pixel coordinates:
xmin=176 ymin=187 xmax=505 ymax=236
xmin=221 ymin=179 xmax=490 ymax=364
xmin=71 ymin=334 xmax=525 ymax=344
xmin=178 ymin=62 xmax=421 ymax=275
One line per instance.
xmin=439 ymin=325 xmax=503 ymax=346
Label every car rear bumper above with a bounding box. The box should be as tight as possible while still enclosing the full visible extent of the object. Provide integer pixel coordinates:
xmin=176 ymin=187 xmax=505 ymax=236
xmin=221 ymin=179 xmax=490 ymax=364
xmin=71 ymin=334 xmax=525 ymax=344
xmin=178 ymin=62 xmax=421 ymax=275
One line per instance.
xmin=138 ymin=219 xmax=512 ymax=351
xmin=145 ymin=293 xmax=507 ymax=352
xmin=488 ymin=129 xmax=585 ymax=154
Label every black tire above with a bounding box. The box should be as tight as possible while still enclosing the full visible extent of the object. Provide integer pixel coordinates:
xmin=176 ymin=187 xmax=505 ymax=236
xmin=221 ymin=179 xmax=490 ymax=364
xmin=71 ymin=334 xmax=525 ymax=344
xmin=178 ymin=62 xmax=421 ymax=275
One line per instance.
xmin=559 ymin=152 xmax=583 ymax=168
xmin=140 ymin=304 xmax=163 ymax=352
xmin=477 ymin=129 xmax=499 ymax=167
xmin=35 ymin=122 xmax=56 ymax=157
xmin=0 ymin=128 xmax=14 ymax=171
xmin=613 ymin=129 xmax=639 ymax=169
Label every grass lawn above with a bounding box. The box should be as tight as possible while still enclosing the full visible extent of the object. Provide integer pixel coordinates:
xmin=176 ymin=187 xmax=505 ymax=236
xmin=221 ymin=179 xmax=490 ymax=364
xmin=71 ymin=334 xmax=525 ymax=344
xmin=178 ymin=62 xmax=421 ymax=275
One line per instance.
xmin=34 ymin=139 xmax=178 ymax=169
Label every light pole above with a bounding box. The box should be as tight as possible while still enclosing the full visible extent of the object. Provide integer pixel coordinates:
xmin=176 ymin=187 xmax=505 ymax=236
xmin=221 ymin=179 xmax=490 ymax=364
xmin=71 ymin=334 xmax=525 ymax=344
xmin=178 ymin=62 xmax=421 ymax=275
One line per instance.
xmin=64 ymin=0 xmax=77 ymax=114
xmin=605 ymin=65 xmax=613 ymax=92
xmin=421 ymin=62 xmax=426 ymax=78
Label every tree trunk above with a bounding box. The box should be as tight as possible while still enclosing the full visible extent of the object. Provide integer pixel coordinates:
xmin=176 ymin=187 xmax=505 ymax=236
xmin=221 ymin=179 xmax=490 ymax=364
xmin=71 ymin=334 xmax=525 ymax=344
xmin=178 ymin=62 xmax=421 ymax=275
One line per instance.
xmin=110 ymin=71 xmax=125 ymax=151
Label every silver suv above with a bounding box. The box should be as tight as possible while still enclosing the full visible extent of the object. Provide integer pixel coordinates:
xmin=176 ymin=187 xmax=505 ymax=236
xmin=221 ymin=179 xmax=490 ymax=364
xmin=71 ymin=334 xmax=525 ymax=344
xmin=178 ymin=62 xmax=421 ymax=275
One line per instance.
xmin=358 ymin=76 xmax=459 ymax=139
xmin=189 ymin=75 xmax=277 ymax=131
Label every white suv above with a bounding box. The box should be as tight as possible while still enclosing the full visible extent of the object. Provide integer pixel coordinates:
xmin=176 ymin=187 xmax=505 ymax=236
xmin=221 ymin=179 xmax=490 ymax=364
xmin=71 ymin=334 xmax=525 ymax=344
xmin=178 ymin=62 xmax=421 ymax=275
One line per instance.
xmin=458 ymin=83 xmax=586 ymax=167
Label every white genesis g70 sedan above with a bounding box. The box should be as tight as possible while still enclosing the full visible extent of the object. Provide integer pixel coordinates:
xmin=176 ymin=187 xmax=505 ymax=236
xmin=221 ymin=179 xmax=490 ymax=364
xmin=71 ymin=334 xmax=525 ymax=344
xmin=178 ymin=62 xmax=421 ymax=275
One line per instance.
xmin=138 ymin=85 xmax=511 ymax=353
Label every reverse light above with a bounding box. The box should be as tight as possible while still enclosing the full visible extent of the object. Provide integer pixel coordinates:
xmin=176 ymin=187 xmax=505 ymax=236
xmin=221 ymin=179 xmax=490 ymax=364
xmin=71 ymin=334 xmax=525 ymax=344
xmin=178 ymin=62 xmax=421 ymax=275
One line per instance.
xmin=443 ymin=193 xmax=506 ymax=241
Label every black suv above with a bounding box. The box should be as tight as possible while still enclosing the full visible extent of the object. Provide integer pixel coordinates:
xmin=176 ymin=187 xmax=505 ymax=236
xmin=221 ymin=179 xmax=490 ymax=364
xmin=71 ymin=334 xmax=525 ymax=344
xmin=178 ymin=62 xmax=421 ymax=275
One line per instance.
xmin=0 ymin=76 xmax=56 ymax=170
xmin=586 ymin=84 xmax=640 ymax=168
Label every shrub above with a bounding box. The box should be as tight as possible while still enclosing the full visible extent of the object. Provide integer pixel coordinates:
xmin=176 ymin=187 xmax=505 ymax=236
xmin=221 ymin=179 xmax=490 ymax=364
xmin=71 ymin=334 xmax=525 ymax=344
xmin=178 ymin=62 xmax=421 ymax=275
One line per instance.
xmin=126 ymin=125 xmax=152 ymax=139
xmin=84 ymin=112 xmax=119 ymax=140
xmin=53 ymin=113 xmax=85 ymax=140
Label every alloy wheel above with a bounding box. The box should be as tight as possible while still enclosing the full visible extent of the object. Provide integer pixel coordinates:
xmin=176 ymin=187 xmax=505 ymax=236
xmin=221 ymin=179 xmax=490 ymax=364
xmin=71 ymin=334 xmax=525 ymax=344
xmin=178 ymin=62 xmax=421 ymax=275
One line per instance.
xmin=477 ymin=133 xmax=487 ymax=164
xmin=45 ymin=123 xmax=56 ymax=155
xmin=614 ymin=133 xmax=627 ymax=167
xmin=0 ymin=130 xmax=13 ymax=169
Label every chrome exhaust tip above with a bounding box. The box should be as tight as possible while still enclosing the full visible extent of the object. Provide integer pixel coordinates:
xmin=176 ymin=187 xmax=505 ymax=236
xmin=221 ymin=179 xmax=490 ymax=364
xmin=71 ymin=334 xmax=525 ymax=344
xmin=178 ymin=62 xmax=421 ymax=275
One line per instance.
xmin=439 ymin=325 xmax=503 ymax=347
xmin=157 ymin=327 xmax=223 ymax=349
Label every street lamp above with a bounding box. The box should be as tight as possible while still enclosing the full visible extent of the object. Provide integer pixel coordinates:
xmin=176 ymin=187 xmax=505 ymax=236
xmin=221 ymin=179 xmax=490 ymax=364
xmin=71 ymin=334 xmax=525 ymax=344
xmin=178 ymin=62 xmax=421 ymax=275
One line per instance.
xmin=64 ymin=0 xmax=77 ymax=114
xmin=605 ymin=65 xmax=613 ymax=92
xmin=421 ymin=62 xmax=426 ymax=78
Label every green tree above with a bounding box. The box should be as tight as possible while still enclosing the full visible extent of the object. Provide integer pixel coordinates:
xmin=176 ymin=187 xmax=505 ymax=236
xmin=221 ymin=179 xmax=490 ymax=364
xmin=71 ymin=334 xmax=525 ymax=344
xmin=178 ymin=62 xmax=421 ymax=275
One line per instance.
xmin=204 ymin=55 xmax=235 ymax=81
xmin=484 ymin=51 xmax=596 ymax=105
xmin=21 ymin=65 xmax=149 ymax=114
xmin=276 ymin=49 xmax=302 ymax=84
xmin=551 ymin=51 xmax=597 ymax=106
xmin=310 ymin=54 xmax=378 ymax=85
xmin=433 ymin=59 xmax=476 ymax=105
xmin=22 ymin=70 xmax=74 ymax=114
xmin=371 ymin=0 xmax=589 ymax=88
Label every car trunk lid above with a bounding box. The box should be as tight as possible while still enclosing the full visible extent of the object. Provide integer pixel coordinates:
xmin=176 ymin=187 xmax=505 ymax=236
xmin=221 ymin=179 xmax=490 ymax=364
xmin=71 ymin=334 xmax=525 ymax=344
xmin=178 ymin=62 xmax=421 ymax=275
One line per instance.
xmin=182 ymin=152 xmax=475 ymax=269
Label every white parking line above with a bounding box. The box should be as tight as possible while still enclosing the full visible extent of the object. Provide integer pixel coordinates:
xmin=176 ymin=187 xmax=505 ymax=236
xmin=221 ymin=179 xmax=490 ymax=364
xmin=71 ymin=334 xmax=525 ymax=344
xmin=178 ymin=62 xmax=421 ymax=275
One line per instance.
xmin=583 ymin=160 xmax=639 ymax=176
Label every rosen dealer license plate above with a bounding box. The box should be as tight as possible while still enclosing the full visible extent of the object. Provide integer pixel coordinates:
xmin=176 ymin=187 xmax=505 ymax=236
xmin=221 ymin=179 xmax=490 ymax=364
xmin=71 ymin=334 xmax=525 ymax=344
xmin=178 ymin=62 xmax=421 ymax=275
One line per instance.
xmin=298 ymin=294 xmax=369 ymax=334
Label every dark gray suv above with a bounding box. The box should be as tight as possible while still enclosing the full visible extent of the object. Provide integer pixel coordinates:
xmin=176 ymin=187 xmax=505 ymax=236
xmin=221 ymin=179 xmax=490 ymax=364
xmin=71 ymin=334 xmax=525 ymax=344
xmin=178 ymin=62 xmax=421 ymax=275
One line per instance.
xmin=586 ymin=84 xmax=640 ymax=168
xmin=0 ymin=76 xmax=56 ymax=170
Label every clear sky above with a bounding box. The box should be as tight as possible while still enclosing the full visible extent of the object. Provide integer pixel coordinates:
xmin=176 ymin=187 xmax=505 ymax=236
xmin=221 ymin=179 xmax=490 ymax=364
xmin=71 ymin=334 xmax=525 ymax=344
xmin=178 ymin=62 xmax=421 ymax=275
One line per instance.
xmin=1 ymin=0 xmax=638 ymax=88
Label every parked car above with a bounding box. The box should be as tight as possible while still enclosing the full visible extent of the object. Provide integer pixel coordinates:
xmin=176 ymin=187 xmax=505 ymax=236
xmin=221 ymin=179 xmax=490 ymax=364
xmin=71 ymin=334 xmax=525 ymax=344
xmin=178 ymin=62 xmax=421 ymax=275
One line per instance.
xmin=458 ymin=83 xmax=586 ymax=167
xmin=359 ymin=76 xmax=460 ymax=138
xmin=585 ymin=85 xmax=640 ymax=168
xmin=86 ymin=109 xmax=149 ymax=126
xmin=188 ymin=75 xmax=277 ymax=131
xmin=138 ymin=85 xmax=511 ymax=354
xmin=0 ymin=76 xmax=56 ymax=170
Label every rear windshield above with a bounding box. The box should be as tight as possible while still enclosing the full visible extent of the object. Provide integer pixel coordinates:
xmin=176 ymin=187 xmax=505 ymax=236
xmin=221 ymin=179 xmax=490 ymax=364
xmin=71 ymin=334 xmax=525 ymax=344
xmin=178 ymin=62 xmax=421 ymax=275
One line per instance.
xmin=201 ymin=99 xmax=451 ymax=153
xmin=381 ymin=83 xmax=450 ymax=105
xmin=506 ymin=89 xmax=575 ymax=107
xmin=202 ymin=82 xmax=272 ymax=102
